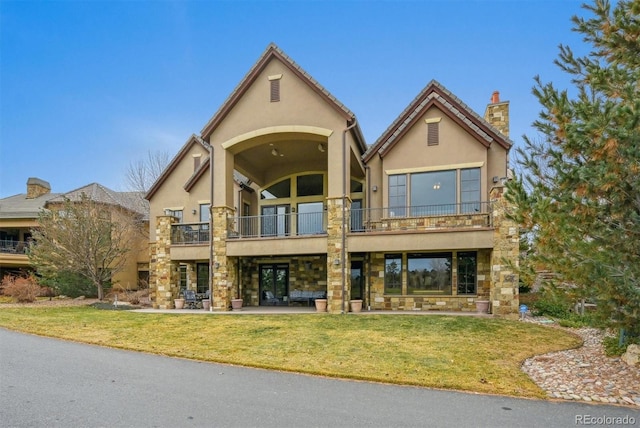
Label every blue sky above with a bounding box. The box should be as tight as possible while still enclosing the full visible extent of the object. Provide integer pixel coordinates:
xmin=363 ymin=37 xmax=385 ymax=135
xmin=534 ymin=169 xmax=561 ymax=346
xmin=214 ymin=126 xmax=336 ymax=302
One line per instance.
xmin=1 ymin=0 xmax=588 ymax=198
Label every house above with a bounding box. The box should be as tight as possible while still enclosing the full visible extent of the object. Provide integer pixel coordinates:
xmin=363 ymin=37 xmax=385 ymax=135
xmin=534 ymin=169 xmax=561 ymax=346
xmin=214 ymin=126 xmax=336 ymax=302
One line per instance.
xmin=0 ymin=178 xmax=60 ymax=278
xmin=0 ymin=179 xmax=150 ymax=290
xmin=146 ymin=43 xmax=519 ymax=314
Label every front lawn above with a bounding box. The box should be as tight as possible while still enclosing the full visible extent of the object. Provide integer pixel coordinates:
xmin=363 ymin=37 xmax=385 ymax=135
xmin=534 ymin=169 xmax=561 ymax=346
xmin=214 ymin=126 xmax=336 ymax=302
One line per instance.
xmin=0 ymin=306 xmax=581 ymax=398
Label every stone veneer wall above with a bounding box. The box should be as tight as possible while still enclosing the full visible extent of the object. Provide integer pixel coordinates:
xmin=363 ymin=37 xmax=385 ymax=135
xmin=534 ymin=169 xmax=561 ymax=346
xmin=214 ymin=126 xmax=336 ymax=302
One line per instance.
xmin=212 ymin=207 xmax=236 ymax=310
xmin=484 ymin=101 xmax=510 ymax=137
xmin=368 ymin=212 xmax=490 ymax=232
xmin=186 ymin=263 xmax=196 ymax=291
xmin=154 ymin=215 xmax=179 ymax=309
xmin=368 ymin=250 xmax=492 ymax=311
xmin=326 ymin=197 xmax=350 ymax=313
xmin=489 ymin=186 xmax=520 ymax=316
xmin=149 ymin=243 xmax=157 ymax=307
xmin=239 ymin=256 xmax=327 ymax=307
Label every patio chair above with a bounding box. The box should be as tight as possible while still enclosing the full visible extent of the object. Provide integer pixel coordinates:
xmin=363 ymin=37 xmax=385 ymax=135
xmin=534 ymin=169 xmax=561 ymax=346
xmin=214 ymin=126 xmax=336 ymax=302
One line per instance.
xmin=262 ymin=290 xmax=278 ymax=306
xmin=183 ymin=289 xmax=197 ymax=309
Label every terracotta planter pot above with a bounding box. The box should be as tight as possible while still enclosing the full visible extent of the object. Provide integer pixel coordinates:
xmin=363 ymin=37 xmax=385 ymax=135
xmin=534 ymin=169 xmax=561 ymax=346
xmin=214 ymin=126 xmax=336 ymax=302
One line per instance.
xmin=202 ymin=300 xmax=211 ymax=311
xmin=231 ymin=298 xmax=243 ymax=310
xmin=475 ymin=300 xmax=490 ymax=314
xmin=315 ymin=299 xmax=327 ymax=312
xmin=350 ymin=299 xmax=363 ymax=313
xmin=174 ymin=298 xmax=185 ymax=309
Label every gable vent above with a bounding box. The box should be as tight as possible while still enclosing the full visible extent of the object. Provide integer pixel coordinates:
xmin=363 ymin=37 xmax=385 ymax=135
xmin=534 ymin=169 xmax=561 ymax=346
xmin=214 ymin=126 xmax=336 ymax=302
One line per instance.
xmin=268 ymin=74 xmax=282 ymax=103
xmin=427 ymin=121 xmax=439 ymax=146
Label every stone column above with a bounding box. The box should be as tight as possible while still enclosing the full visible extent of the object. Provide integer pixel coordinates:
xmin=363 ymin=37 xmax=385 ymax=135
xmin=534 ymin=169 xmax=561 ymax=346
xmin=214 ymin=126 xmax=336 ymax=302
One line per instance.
xmin=155 ymin=215 xmax=179 ymax=309
xmin=326 ymin=196 xmax=351 ymax=313
xmin=186 ymin=263 xmax=196 ymax=291
xmin=149 ymin=243 xmax=158 ymax=307
xmin=212 ymin=206 xmax=237 ymax=311
xmin=489 ymin=186 xmax=519 ymax=316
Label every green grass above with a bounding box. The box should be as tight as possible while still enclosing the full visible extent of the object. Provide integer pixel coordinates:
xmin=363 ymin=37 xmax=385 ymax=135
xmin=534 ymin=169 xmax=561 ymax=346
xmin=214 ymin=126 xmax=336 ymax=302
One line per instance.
xmin=0 ymin=306 xmax=582 ymax=398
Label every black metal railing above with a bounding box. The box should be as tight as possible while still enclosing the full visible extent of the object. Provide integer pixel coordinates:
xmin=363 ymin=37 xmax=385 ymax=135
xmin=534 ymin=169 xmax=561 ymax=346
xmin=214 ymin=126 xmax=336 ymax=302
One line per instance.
xmin=229 ymin=211 xmax=327 ymax=239
xmin=0 ymin=240 xmax=29 ymax=254
xmin=352 ymin=202 xmax=492 ymax=232
xmin=171 ymin=223 xmax=210 ymax=245
xmin=226 ymin=202 xmax=491 ymax=239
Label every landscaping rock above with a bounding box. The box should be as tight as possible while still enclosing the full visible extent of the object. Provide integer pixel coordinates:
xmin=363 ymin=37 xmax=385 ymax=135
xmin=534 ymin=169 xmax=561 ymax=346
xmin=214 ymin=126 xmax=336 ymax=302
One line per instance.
xmin=621 ymin=344 xmax=640 ymax=367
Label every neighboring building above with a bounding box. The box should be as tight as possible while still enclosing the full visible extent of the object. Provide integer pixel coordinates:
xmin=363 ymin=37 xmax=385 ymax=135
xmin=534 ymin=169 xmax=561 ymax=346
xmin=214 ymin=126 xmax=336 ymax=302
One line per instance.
xmin=0 ymin=178 xmax=60 ymax=278
xmin=146 ymin=43 xmax=519 ymax=314
xmin=0 ymin=179 xmax=150 ymax=289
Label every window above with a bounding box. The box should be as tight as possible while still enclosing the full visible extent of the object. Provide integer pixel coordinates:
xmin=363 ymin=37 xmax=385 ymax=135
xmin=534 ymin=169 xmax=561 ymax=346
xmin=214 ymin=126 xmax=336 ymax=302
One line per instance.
xmin=261 ymin=178 xmax=291 ymax=199
xmin=390 ymin=167 xmax=482 ymax=215
xmin=384 ymin=254 xmax=402 ymax=294
xmin=460 ymin=168 xmax=481 ymax=213
xmin=410 ymin=170 xmax=456 ymax=215
xmin=261 ymin=205 xmax=289 ymax=237
xmin=296 ymin=174 xmax=323 ymax=197
xmin=457 ymin=252 xmax=477 ymax=294
xmin=199 ymin=204 xmax=210 ymax=223
xmin=407 ymin=253 xmax=452 ymax=294
xmin=179 ymin=265 xmax=187 ymax=291
xmin=388 ymin=175 xmax=406 ymax=216
xmin=166 ymin=209 xmax=183 ymax=223
xmin=193 ymin=155 xmax=201 ymax=171
xmin=297 ymin=202 xmax=324 ymax=235
xmin=196 ymin=263 xmax=209 ymax=294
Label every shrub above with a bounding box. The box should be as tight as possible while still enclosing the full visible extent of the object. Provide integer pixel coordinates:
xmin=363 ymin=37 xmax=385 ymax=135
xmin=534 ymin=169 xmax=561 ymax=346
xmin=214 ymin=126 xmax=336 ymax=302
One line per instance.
xmin=1 ymin=275 xmax=41 ymax=303
xmin=39 ymin=271 xmax=98 ymax=298
xmin=603 ymin=336 xmax=627 ymax=357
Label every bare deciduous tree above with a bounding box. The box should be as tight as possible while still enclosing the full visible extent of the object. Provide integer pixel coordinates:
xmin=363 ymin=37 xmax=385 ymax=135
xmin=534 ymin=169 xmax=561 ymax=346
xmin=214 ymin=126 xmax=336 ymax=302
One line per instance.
xmin=29 ymin=194 xmax=145 ymax=300
xmin=125 ymin=150 xmax=170 ymax=193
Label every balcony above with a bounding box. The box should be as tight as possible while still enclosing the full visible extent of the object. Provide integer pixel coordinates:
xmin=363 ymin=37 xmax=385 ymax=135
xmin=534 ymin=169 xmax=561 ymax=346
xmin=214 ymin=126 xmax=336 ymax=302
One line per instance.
xmin=228 ymin=211 xmax=327 ymax=239
xmin=171 ymin=223 xmax=210 ymax=245
xmin=227 ymin=202 xmax=492 ymax=239
xmin=0 ymin=240 xmax=29 ymax=254
xmin=352 ymin=202 xmax=493 ymax=233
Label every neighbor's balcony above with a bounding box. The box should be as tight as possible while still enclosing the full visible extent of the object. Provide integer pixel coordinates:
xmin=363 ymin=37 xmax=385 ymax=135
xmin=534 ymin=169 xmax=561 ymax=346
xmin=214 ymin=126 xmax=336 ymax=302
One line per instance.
xmin=0 ymin=240 xmax=29 ymax=254
xmin=227 ymin=202 xmax=492 ymax=239
xmin=171 ymin=222 xmax=210 ymax=245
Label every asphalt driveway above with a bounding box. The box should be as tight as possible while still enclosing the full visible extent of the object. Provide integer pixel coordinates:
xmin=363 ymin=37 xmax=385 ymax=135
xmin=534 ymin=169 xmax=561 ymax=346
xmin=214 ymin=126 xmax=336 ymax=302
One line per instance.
xmin=0 ymin=328 xmax=636 ymax=428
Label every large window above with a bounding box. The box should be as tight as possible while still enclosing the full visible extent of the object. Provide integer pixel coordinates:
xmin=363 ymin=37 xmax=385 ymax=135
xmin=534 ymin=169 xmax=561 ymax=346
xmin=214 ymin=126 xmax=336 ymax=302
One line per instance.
xmin=411 ymin=170 xmax=456 ymax=215
xmin=407 ymin=253 xmax=452 ymax=294
xmin=389 ymin=167 xmax=481 ymax=215
xmin=384 ymin=254 xmax=402 ymax=294
xmin=457 ymin=252 xmax=477 ymax=294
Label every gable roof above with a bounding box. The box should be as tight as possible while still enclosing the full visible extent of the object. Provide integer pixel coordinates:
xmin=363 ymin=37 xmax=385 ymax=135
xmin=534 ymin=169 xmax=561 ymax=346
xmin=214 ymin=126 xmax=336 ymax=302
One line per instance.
xmin=47 ymin=183 xmax=148 ymax=218
xmin=145 ymin=134 xmax=209 ymax=200
xmin=363 ymin=80 xmax=512 ymax=162
xmin=200 ymin=43 xmax=366 ymax=152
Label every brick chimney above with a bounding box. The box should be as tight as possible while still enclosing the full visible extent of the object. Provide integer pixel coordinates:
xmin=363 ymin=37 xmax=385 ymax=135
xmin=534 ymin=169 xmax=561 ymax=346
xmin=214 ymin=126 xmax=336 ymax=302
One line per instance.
xmin=484 ymin=91 xmax=509 ymax=138
xmin=26 ymin=177 xmax=51 ymax=199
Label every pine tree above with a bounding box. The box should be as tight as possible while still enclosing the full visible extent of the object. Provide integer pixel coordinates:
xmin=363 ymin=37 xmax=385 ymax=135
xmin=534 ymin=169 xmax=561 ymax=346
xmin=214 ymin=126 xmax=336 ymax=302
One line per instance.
xmin=507 ymin=0 xmax=640 ymax=337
